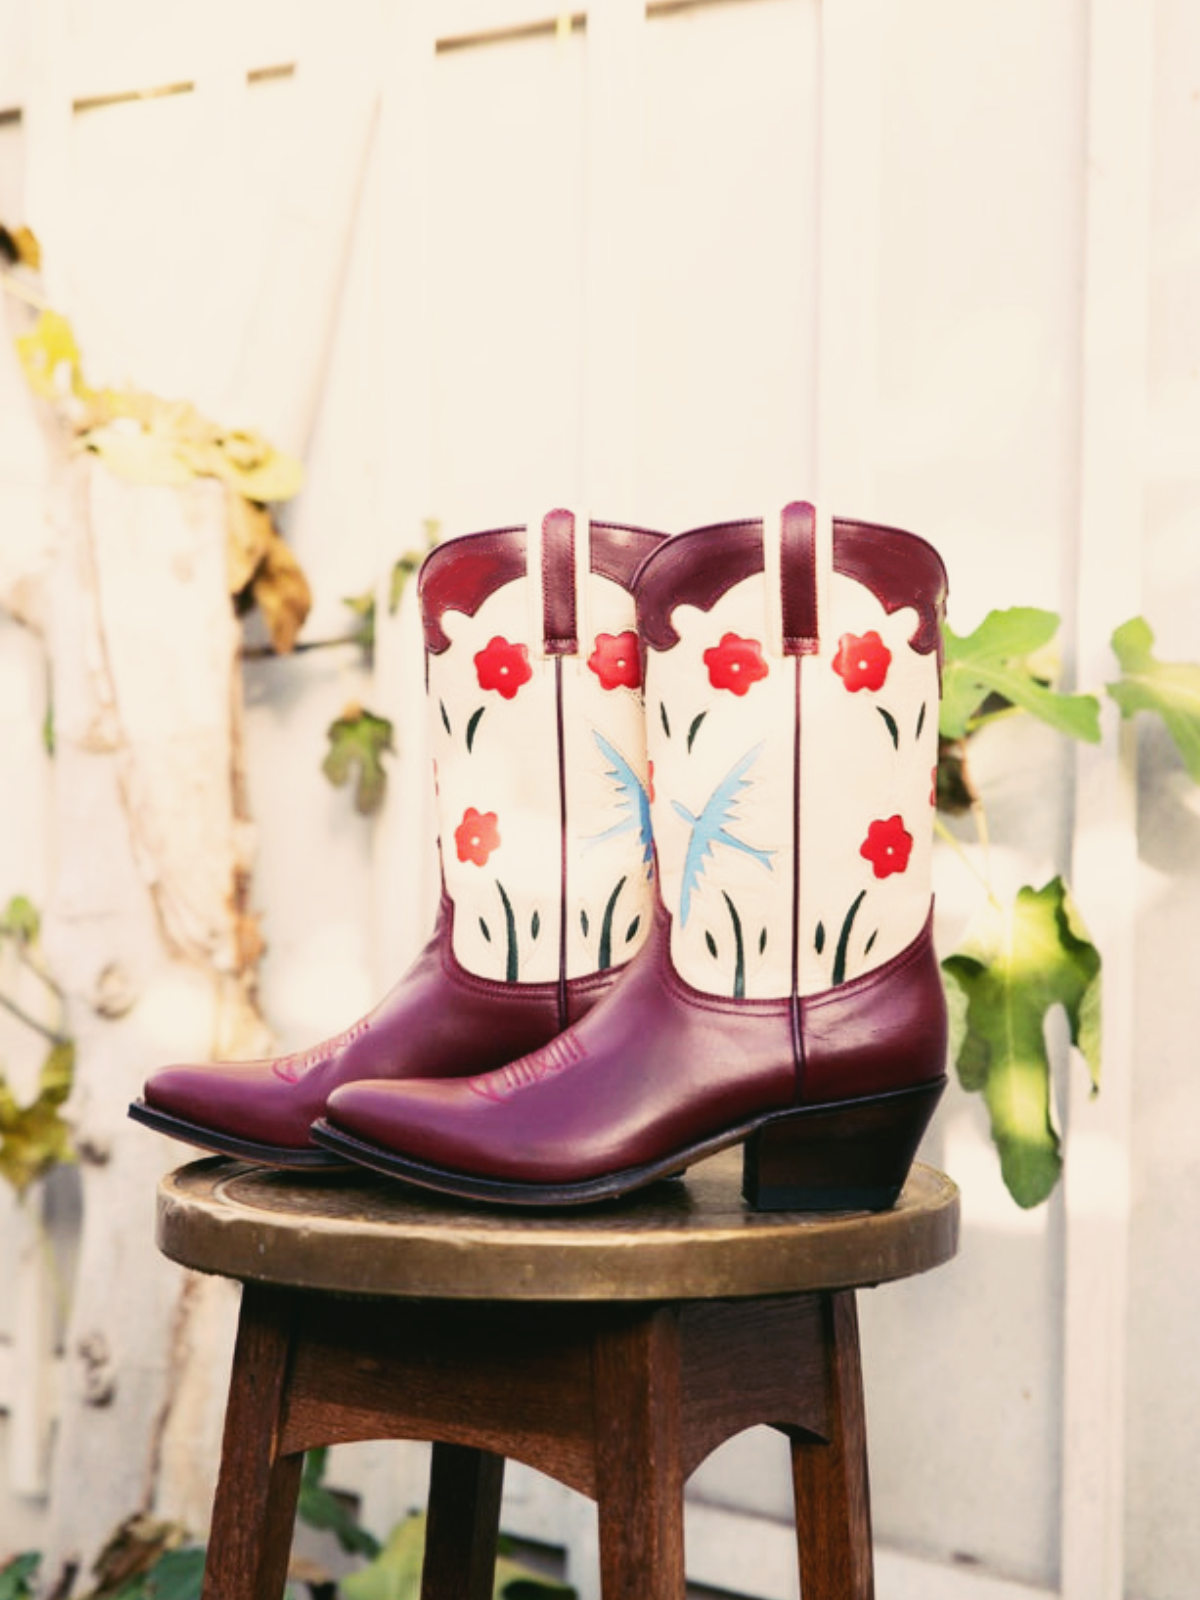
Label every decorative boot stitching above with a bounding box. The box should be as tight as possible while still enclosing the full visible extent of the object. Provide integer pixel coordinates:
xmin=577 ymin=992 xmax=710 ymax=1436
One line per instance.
xmin=467 ymin=1028 xmax=588 ymax=1102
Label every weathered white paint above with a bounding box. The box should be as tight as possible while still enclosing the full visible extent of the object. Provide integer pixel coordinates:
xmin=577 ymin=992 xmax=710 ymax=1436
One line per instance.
xmin=1060 ymin=1 xmax=1154 ymax=1595
xmin=218 ymin=0 xmax=391 ymax=455
xmin=33 ymin=465 xmax=252 ymax=1581
xmin=581 ymin=0 xmax=644 ymax=510
xmin=370 ymin=0 xmax=440 ymax=984
xmin=812 ymin=0 xmax=883 ymax=517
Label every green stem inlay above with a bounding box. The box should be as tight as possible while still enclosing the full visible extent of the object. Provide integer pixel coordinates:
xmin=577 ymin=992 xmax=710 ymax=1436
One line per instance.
xmin=598 ymin=876 xmax=627 ymax=970
xmin=497 ymin=881 xmax=519 ymax=982
xmin=833 ymin=889 xmax=867 ymax=986
xmin=721 ymin=891 xmax=745 ymax=999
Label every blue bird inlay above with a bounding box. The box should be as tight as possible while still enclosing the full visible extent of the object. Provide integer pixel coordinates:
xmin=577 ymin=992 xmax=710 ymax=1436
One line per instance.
xmin=585 ymin=731 xmax=654 ymax=872
xmin=672 ymin=744 xmax=774 ymax=924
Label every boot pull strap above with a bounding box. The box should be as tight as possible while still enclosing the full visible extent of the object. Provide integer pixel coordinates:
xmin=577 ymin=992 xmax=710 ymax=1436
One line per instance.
xmin=526 ymin=508 xmax=591 ymax=659
xmin=763 ymin=500 xmax=831 ymax=657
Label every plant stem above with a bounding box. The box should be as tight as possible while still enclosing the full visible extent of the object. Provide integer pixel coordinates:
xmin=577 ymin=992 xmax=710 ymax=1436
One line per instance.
xmin=965 ymin=703 xmax=1027 ymax=735
xmin=15 ymin=945 xmax=64 ymax=1001
xmin=240 ymin=633 xmax=365 ymax=661
xmin=0 ymin=988 xmax=68 ymax=1046
xmin=0 ymin=270 xmax=52 ymax=312
xmin=934 ymin=812 xmax=1000 ymax=906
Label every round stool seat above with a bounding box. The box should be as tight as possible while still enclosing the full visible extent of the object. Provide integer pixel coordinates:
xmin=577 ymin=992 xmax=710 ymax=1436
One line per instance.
xmin=157 ymin=1150 xmax=958 ymax=1302
xmin=163 ymin=1151 xmax=959 ymax=1600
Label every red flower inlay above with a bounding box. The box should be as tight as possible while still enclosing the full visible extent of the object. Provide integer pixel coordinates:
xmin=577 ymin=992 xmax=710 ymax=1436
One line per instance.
xmin=860 ymin=814 xmax=913 ymax=879
xmin=833 ymin=630 xmax=892 ymax=692
xmin=703 ymin=633 xmax=769 ymax=695
xmin=474 ymin=635 xmax=532 ymax=699
xmin=588 ymin=630 xmax=642 ymax=691
xmin=455 ymin=807 xmax=500 ymax=866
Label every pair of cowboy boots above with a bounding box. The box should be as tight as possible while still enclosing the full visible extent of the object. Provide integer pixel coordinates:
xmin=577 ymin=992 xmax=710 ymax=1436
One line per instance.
xmin=130 ymin=503 xmax=948 ymax=1211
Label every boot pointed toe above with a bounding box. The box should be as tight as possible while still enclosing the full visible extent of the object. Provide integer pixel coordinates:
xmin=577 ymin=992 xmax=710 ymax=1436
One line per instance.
xmin=129 ymin=515 xmax=665 ymax=1170
xmin=132 ymin=1058 xmax=342 ymax=1167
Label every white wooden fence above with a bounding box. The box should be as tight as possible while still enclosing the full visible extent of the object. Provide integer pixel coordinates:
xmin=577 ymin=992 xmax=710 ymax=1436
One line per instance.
xmin=2 ymin=2 xmax=1199 ymax=1597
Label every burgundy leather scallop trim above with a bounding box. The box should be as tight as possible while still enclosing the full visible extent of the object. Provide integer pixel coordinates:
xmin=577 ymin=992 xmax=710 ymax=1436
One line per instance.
xmin=591 ymin=523 xmax=667 ymax=587
xmin=636 ymin=521 xmax=763 ymax=650
xmin=419 ymin=528 xmax=525 ymax=654
xmin=636 ymin=514 xmax=948 ymax=659
xmin=421 ymin=521 xmax=667 ymax=655
xmin=541 ymin=508 xmax=578 ymax=656
xmin=835 ymin=521 xmax=948 ymax=664
xmin=780 ymin=500 xmax=819 ymax=656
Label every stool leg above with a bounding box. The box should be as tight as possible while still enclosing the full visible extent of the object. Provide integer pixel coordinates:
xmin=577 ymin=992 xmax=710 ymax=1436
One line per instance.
xmin=592 ymin=1309 xmax=686 ymax=1600
xmin=420 ymin=1441 xmax=505 ymax=1600
xmin=201 ymin=1283 xmax=303 ymax=1600
xmin=789 ymin=1291 xmax=874 ymax=1600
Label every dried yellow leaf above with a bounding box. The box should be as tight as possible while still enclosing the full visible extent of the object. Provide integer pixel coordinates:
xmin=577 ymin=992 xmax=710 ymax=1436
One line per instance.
xmin=9 ymin=224 xmax=41 ymax=269
xmin=15 ymin=309 xmax=87 ymax=400
xmin=234 ymin=907 xmax=267 ymax=974
xmin=211 ymin=432 xmax=304 ymax=503
xmin=225 ymin=492 xmax=276 ymax=595
xmin=251 ymin=530 xmax=312 ymax=654
xmin=83 ymin=420 xmax=195 ymax=488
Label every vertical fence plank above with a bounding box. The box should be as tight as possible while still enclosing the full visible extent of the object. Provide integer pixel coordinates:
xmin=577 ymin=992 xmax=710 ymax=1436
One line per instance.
xmin=188 ymin=0 xmax=253 ymax=419
xmin=582 ymin=0 xmax=645 ymax=512
xmin=221 ymin=0 xmax=389 ymax=456
xmin=370 ymin=0 xmax=439 ymax=988
xmin=3 ymin=0 xmax=67 ymax=1524
xmin=1061 ymin=2 xmax=1154 ymax=1598
xmin=813 ymin=0 xmax=883 ymax=519
xmin=19 ymin=0 xmax=70 ymax=306
xmin=8 ymin=1198 xmax=55 ymax=1497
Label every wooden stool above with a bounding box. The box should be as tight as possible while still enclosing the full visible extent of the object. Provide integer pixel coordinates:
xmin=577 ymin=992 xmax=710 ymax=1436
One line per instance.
xmin=156 ymin=1150 xmax=958 ymax=1600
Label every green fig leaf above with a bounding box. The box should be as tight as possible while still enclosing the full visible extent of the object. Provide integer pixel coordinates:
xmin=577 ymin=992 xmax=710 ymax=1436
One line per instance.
xmin=1107 ymin=616 xmax=1200 ymax=782
xmin=322 ymin=707 xmax=395 ymax=816
xmin=0 ymin=1041 xmax=76 ymax=1196
xmin=341 ymin=1514 xmax=576 ymax=1600
xmin=389 ymin=554 xmax=422 ymax=615
xmin=389 ymin=521 xmax=441 ymax=615
xmin=0 ymin=1553 xmax=40 ymax=1600
xmin=343 ymin=590 xmax=377 ymax=659
xmin=340 ymin=1517 xmax=427 ymax=1600
xmin=110 ymin=1546 xmax=207 ymax=1599
xmin=297 ymin=1448 xmax=380 ymax=1557
xmin=941 ymin=877 xmax=1101 ymax=1208
xmin=493 ymin=1559 xmax=576 ymax=1599
xmin=940 ymin=608 xmax=1102 ymax=744
xmin=1 ymin=894 xmax=40 ymax=944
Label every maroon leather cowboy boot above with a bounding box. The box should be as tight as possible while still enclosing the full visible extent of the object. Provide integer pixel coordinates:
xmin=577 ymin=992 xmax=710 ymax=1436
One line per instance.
xmin=313 ymin=504 xmax=949 ymax=1210
xmin=128 ymin=511 xmax=665 ymax=1166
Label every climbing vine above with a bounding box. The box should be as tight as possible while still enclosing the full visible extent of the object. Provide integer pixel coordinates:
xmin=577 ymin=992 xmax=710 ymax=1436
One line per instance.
xmin=0 ymin=895 xmax=74 ymax=1196
xmin=936 ymin=606 xmax=1200 ymax=1206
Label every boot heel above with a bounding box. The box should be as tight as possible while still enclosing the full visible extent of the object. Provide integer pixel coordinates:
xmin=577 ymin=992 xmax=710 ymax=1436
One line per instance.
xmin=742 ymin=1077 xmax=946 ymax=1213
